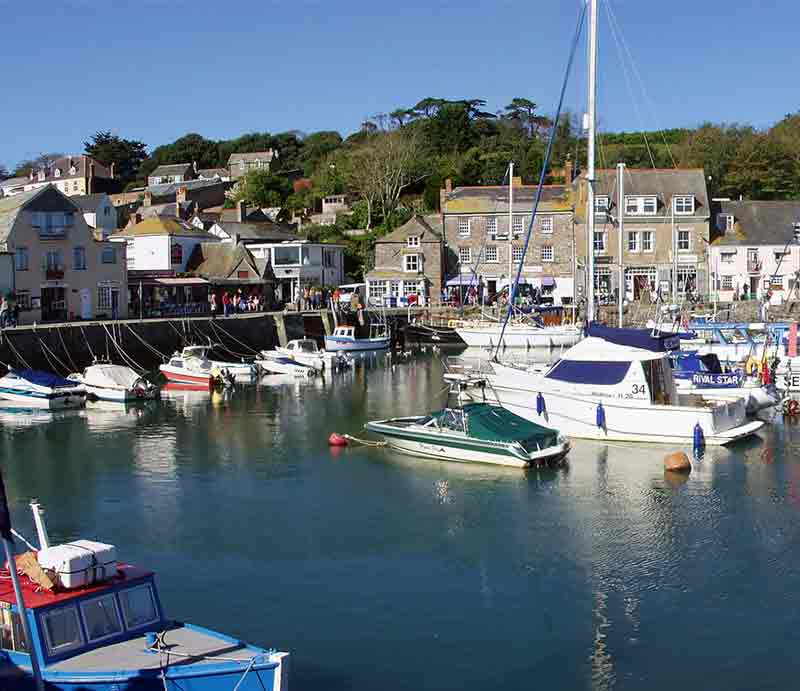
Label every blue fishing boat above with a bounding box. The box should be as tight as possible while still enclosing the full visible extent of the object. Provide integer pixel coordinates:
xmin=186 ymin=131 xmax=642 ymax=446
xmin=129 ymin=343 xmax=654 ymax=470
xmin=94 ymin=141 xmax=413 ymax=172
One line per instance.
xmin=0 ymin=369 xmax=85 ymax=410
xmin=0 ymin=503 xmax=290 ymax=690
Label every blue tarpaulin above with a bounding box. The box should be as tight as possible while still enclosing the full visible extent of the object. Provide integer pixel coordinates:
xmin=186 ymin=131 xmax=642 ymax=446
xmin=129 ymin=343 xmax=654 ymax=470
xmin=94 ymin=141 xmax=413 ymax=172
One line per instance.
xmin=15 ymin=369 xmax=77 ymax=388
xmin=546 ymin=360 xmax=631 ymax=385
xmin=585 ymin=323 xmax=680 ymax=352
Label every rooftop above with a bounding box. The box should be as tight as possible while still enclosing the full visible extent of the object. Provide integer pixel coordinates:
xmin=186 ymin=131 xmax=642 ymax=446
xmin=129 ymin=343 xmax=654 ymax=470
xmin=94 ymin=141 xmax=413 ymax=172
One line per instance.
xmin=149 ymin=163 xmax=194 ymax=178
xmin=378 ymin=214 xmax=443 ymax=243
xmin=112 ymin=216 xmax=216 ymax=239
xmin=713 ymin=200 xmax=800 ymax=246
xmin=228 ymin=150 xmax=277 ymax=164
xmin=71 ymin=192 xmax=109 ymax=212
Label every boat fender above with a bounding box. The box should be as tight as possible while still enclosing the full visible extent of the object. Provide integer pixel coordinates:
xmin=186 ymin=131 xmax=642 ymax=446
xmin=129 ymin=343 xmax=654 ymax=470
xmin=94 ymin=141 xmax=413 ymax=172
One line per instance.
xmin=693 ymin=422 xmax=705 ymax=458
xmin=595 ymin=402 xmax=606 ymax=432
xmin=328 ymin=433 xmax=348 ymax=447
xmin=536 ymin=392 xmax=546 ymax=416
xmin=745 ymin=356 xmax=758 ymax=376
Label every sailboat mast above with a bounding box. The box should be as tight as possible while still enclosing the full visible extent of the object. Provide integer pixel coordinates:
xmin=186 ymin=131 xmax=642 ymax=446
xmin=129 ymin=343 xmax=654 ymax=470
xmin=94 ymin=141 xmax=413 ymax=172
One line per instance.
xmin=617 ymin=162 xmax=625 ymax=327
xmin=508 ymin=161 xmax=514 ymax=299
xmin=585 ymin=0 xmax=598 ymax=324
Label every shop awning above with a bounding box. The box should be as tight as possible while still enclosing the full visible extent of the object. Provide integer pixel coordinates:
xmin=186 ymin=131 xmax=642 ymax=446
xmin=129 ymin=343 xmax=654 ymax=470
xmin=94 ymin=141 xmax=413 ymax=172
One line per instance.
xmin=541 ymin=277 xmax=556 ymax=287
xmin=446 ymin=274 xmax=478 ymax=287
xmin=154 ymin=277 xmax=209 ymax=286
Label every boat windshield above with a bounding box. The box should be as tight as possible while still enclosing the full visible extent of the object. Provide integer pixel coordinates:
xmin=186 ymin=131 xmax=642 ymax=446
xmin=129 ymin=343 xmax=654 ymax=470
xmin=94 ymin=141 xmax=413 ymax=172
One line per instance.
xmin=438 ymin=409 xmax=465 ymax=432
xmin=296 ymin=341 xmax=317 ymax=353
xmin=719 ymin=328 xmax=751 ymax=344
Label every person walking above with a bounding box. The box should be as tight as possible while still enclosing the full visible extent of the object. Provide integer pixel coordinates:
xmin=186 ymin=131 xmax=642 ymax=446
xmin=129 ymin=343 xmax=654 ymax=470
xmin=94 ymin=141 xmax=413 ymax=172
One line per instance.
xmin=209 ymin=292 xmax=217 ymax=318
xmin=222 ymin=291 xmax=231 ymax=317
xmin=0 ymin=296 xmax=8 ymax=328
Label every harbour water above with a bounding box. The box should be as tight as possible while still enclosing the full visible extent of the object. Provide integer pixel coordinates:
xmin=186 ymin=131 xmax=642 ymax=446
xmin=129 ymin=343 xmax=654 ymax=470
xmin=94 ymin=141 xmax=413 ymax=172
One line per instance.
xmin=2 ymin=350 xmax=800 ymax=690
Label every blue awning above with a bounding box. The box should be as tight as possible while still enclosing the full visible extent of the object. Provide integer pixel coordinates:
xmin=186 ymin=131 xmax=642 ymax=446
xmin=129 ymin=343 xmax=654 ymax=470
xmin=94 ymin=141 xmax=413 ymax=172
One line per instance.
xmin=546 ymin=360 xmax=631 ymax=385
xmin=446 ymin=274 xmax=478 ymax=287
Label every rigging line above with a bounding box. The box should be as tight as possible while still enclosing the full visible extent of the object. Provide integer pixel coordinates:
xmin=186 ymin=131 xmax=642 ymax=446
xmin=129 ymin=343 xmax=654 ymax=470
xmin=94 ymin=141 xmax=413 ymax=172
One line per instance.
xmin=80 ymin=325 xmax=96 ymax=362
xmin=209 ymin=318 xmax=259 ymax=355
xmin=125 ymin=324 xmax=169 ymax=361
xmin=494 ymin=2 xmax=587 ymax=360
xmin=4 ymin=335 xmax=30 ymax=370
xmin=605 ymin=1 xmax=677 ymax=170
xmin=38 ymin=338 xmax=68 ymax=376
xmin=103 ymin=324 xmax=146 ymax=373
xmin=56 ymin=327 xmax=79 ymax=372
xmin=603 ymin=1 xmax=656 ymax=171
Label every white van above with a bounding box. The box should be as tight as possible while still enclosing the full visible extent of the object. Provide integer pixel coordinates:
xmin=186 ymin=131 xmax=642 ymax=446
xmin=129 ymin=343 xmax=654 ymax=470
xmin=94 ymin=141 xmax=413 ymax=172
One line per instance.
xmin=336 ymin=283 xmax=365 ymax=304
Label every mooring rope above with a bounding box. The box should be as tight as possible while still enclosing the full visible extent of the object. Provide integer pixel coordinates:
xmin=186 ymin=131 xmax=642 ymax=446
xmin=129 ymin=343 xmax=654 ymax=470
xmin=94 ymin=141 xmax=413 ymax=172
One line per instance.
xmin=38 ymin=337 xmax=70 ymax=375
xmin=4 ymin=335 xmax=31 ymax=369
xmin=209 ymin=318 xmax=259 ymax=355
xmin=102 ymin=324 xmax=146 ymax=374
xmin=125 ymin=324 xmax=169 ymax=361
xmin=56 ymin=327 xmax=80 ymax=372
xmin=79 ymin=325 xmax=96 ymax=362
xmin=343 ymin=434 xmax=387 ymax=448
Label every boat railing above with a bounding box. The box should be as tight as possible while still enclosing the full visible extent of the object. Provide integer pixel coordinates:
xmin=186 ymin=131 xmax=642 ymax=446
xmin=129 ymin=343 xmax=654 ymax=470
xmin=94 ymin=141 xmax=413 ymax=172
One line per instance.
xmin=443 ymin=356 xmax=496 ymax=379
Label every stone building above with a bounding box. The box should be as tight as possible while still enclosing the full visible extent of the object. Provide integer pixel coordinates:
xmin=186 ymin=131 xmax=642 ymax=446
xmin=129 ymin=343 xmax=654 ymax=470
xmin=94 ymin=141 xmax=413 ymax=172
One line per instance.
xmin=573 ymin=168 xmax=711 ymax=302
xmin=227 ymin=151 xmax=278 ymax=180
xmin=441 ymin=178 xmax=576 ymax=305
xmin=366 ymin=215 xmax=444 ymax=305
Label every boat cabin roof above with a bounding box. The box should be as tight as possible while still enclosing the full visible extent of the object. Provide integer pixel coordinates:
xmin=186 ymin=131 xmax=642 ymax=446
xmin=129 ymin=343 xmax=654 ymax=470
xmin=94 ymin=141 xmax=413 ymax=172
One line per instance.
xmin=181 ymin=346 xmax=210 ymax=357
xmin=559 ymin=335 xmax=669 ymax=363
xmin=287 ymin=339 xmax=318 ymax=352
xmin=0 ymin=561 xmax=153 ymax=610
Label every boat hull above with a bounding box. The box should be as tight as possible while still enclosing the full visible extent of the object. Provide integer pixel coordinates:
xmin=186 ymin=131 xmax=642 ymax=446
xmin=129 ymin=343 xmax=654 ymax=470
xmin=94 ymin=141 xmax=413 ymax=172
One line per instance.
xmin=256 ymin=358 xmax=315 ymax=377
xmin=475 ymin=368 xmax=763 ymax=445
xmin=365 ymin=420 xmax=569 ymax=468
xmin=0 ymin=388 xmax=85 ymax=409
xmin=324 ymin=336 xmax=391 ymax=352
xmin=82 ymin=383 xmax=158 ymax=402
xmin=455 ymin=326 xmax=581 ymax=349
xmin=159 ymin=367 xmax=214 ymax=387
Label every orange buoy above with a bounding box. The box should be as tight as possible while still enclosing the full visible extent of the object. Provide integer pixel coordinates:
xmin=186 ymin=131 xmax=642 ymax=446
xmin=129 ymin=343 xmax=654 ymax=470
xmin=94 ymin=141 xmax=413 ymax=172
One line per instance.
xmin=328 ymin=433 xmax=348 ymax=447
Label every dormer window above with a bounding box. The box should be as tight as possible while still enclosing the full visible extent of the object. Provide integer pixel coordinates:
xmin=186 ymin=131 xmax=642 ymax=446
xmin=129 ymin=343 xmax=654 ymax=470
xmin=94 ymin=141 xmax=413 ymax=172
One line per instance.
xmin=673 ymin=195 xmax=695 ymax=215
xmin=625 ymin=196 xmax=657 ymax=216
xmin=407 ymin=235 xmax=420 ymax=248
xmin=54 ymin=168 xmax=61 ymax=178
xmin=69 ymin=166 xmax=77 ymax=175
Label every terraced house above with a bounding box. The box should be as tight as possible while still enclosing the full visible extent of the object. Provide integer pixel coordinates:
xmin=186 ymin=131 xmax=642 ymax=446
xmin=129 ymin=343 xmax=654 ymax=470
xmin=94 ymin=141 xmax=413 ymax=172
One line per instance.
xmin=0 ymin=186 xmax=127 ymax=323
xmin=573 ymin=168 xmax=711 ymax=302
xmin=440 ymin=178 xmax=577 ymax=305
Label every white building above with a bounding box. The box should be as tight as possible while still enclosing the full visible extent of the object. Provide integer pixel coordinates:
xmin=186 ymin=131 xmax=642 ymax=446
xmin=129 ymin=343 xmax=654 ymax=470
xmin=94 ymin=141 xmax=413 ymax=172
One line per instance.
xmin=72 ymin=193 xmax=118 ymax=237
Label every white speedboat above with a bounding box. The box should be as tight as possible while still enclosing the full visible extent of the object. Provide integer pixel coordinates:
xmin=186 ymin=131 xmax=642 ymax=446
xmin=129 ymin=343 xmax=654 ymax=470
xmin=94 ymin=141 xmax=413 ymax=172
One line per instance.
xmin=263 ymin=339 xmax=350 ymax=372
xmin=455 ymin=320 xmax=582 ymax=349
xmin=0 ymin=369 xmax=85 ymax=409
xmin=179 ymin=346 xmax=259 ymax=379
xmin=366 ymin=401 xmax=569 ymax=468
xmin=457 ymin=325 xmax=763 ymax=446
xmin=159 ymin=350 xmax=227 ymax=387
xmin=256 ymin=352 xmax=317 ymax=377
xmin=70 ymin=363 xmax=158 ymax=402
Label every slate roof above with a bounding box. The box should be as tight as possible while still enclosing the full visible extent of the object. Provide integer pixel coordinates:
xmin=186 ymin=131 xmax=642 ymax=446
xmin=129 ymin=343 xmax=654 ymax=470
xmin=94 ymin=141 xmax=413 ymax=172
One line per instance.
xmin=227 ymin=151 xmax=276 ymax=165
xmin=112 ymin=216 xmax=216 ymax=239
xmin=377 ymin=215 xmax=443 ymax=243
xmin=71 ymin=193 xmax=108 ymax=212
xmin=186 ymin=242 xmax=272 ymax=281
xmin=197 ymin=168 xmax=229 ymax=179
xmin=0 ymin=186 xmax=73 ymax=249
xmin=0 ymin=176 xmax=29 ymax=190
xmin=444 ymin=184 xmax=571 ymax=214
xmin=148 ymin=163 xmax=193 ymax=179
xmin=29 ymin=155 xmax=112 ymax=182
xmin=146 ymin=178 xmax=223 ymax=196
xmin=712 ymin=200 xmax=800 ymax=246
xmin=215 ymin=221 xmax=298 ymax=242
xmin=218 ymin=206 xmax=271 ymax=223
xmin=574 ymin=168 xmax=710 ymax=221
xmin=137 ymin=201 xmax=195 ymax=220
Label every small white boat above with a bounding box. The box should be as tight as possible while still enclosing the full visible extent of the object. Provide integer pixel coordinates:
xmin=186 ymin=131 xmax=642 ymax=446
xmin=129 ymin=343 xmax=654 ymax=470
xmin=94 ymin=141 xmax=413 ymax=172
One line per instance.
xmin=366 ymin=400 xmax=570 ymax=468
xmin=70 ymin=363 xmax=158 ymax=402
xmin=179 ymin=346 xmax=259 ymax=379
xmin=159 ymin=350 xmax=227 ymax=387
xmin=0 ymin=369 xmax=85 ymax=409
xmin=454 ymin=325 xmax=764 ymax=446
xmin=256 ymin=352 xmax=317 ymax=377
xmin=278 ymin=339 xmax=351 ymax=370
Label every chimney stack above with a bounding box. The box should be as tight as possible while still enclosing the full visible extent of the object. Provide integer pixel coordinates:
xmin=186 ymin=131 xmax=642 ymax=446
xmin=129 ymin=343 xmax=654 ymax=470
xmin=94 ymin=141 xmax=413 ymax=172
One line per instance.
xmin=237 ymin=199 xmax=247 ymax=223
xmin=88 ymin=160 xmax=95 ymax=194
xmin=564 ymin=155 xmax=573 ymax=184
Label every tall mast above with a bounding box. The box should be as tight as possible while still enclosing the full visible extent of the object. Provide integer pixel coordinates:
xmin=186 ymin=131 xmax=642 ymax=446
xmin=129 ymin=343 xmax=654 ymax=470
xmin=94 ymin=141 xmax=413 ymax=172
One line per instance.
xmin=617 ymin=162 xmax=625 ymax=327
xmin=585 ymin=0 xmax=599 ymax=324
xmin=508 ymin=161 xmax=514 ymax=296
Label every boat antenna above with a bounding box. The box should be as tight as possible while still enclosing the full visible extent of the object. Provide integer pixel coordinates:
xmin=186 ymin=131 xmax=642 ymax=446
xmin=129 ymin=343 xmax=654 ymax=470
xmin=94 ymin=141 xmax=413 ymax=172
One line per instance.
xmin=493 ymin=2 xmax=588 ymax=360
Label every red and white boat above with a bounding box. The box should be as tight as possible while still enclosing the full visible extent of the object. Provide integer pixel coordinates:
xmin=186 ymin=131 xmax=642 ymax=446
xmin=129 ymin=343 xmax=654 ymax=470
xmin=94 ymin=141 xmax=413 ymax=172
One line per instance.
xmin=159 ymin=349 xmax=224 ymax=387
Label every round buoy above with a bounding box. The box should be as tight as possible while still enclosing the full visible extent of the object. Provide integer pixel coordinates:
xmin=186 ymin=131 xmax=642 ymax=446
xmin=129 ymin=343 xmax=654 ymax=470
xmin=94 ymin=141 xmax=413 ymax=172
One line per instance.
xmin=328 ymin=433 xmax=348 ymax=447
xmin=663 ymin=451 xmax=691 ymax=473
xmin=784 ymin=399 xmax=800 ymax=417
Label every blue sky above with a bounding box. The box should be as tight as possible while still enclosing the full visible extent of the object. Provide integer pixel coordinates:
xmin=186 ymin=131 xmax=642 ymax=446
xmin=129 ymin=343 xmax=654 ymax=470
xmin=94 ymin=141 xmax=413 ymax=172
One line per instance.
xmin=1 ymin=0 xmax=797 ymax=171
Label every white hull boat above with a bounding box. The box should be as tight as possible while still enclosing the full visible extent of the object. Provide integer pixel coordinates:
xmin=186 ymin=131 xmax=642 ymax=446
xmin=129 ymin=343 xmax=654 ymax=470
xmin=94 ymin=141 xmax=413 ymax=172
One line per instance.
xmin=455 ymin=322 xmax=583 ymax=349
xmin=366 ymin=402 xmax=569 ymax=468
xmin=457 ymin=325 xmax=763 ymax=446
xmin=256 ymin=353 xmax=317 ymax=377
xmin=160 ymin=350 xmax=229 ymax=387
xmin=0 ymin=369 xmax=85 ymax=409
xmin=178 ymin=346 xmax=259 ymax=379
xmin=265 ymin=339 xmax=351 ymax=371
xmin=70 ymin=363 xmax=158 ymax=402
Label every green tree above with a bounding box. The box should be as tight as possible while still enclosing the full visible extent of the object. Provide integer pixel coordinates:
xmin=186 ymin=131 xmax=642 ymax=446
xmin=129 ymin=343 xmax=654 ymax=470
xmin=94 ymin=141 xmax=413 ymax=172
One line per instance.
xmin=234 ymin=169 xmax=293 ymax=208
xmin=143 ymin=133 xmax=219 ymax=178
xmin=83 ymin=131 xmax=148 ymax=186
xmin=722 ymin=132 xmax=799 ymax=199
xmin=503 ymin=97 xmax=551 ymax=138
xmin=300 ymin=131 xmax=343 ymax=175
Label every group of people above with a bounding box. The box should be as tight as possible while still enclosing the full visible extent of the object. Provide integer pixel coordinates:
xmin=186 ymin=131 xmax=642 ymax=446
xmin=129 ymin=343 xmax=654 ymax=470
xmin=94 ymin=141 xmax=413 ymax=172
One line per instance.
xmin=296 ymin=286 xmax=333 ymax=311
xmin=0 ymin=296 xmax=19 ymax=328
xmin=209 ymin=290 xmax=264 ymax=318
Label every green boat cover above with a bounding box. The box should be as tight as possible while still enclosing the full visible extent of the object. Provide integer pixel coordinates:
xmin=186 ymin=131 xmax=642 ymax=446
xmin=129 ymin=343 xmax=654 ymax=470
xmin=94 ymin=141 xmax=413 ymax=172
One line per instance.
xmin=429 ymin=403 xmax=559 ymax=451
